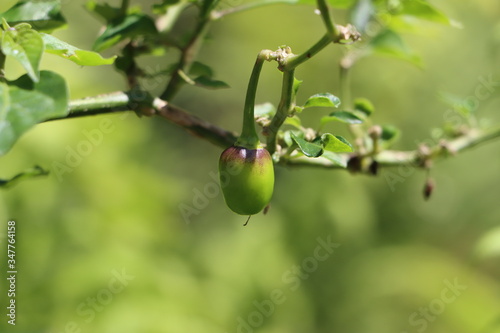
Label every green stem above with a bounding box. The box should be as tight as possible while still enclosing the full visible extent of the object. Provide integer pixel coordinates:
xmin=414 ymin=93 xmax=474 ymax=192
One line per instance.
xmin=283 ymin=34 xmax=331 ymax=70
xmin=160 ymin=17 xmax=212 ymax=100
xmin=120 ymin=0 xmax=130 ymax=15
xmin=266 ymin=69 xmax=295 ymax=155
xmin=237 ymin=50 xmax=275 ymax=148
xmin=339 ymin=55 xmax=365 ymax=142
xmin=316 ymin=0 xmax=339 ymax=38
xmin=68 ymin=91 xmax=131 ymax=112
xmin=0 ymin=51 xmax=6 ymax=83
xmin=339 ymin=64 xmax=351 ymax=109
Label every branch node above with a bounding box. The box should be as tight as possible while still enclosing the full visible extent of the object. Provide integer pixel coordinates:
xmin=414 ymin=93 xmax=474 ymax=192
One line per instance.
xmin=335 ymin=24 xmax=361 ymax=44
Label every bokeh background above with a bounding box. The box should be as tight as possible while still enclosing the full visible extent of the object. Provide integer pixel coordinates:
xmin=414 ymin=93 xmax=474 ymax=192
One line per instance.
xmin=1 ymin=0 xmax=500 ymax=332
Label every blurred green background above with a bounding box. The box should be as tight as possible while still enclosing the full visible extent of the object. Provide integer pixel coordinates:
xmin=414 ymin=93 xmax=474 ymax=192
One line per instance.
xmin=1 ymin=0 xmax=500 ymax=332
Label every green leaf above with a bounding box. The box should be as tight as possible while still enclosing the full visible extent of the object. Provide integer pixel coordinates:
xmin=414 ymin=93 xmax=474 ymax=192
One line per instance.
xmin=399 ymin=0 xmax=457 ymax=26
xmin=303 ymin=93 xmax=341 ymax=109
xmin=1 ymin=22 xmax=44 ymax=82
xmin=182 ymin=62 xmax=229 ymax=89
xmin=291 ymin=132 xmax=323 ymax=157
xmin=283 ymin=130 xmax=295 ymax=148
xmin=321 ymin=133 xmax=353 ymax=153
xmin=93 ymin=13 xmax=158 ymax=52
xmin=369 ymin=29 xmax=422 ymax=67
xmin=380 ymin=124 xmax=400 ymax=147
xmin=193 ymin=76 xmax=229 ymax=89
xmin=0 ymin=71 xmax=69 ymax=156
xmin=284 ymin=116 xmax=302 ymax=129
xmin=354 ymin=98 xmax=375 ymax=116
xmin=254 ymin=103 xmax=276 ymax=117
xmin=321 ymin=111 xmax=364 ymax=125
xmin=322 ymin=151 xmax=349 ymax=168
xmin=0 ymin=0 xmax=66 ymax=32
xmin=40 ymin=33 xmax=116 ymax=66
xmin=189 ymin=61 xmax=213 ymax=77
xmin=85 ymin=0 xmax=123 ymax=23
xmin=0 ymin=165 xmax=49 ymax=189
xmin=292 ymin=77 xmax=302 ymax=97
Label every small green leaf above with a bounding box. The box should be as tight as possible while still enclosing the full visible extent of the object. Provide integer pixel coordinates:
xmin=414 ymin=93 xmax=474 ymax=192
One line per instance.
xmin=322 ymin=151 xmax=349 ymax=168
xmin=370 ymin=29 xmax=422 ymax=67
xmin=399 ymin=0 xmax=458 ymax=27
xmin=254 ymin=103 xmax=276 ymax=117
xmin=0 ymin=71 xmax=69 ymax=156
xmin=93 ymin=13 xmax=158 ymax=52
xmin=41 ymin=33 xmax=116 ymax=66
xmin=293 ymin=77 xmax=303 ymax=97
xmin=303 ymin=93 xmax=341 ymax=109
xmin=189 ymin=61 xmax=213 ymax=78
xmin=193 ymin=76 xmax=229 ymax=89
xmin=184 ymin=62 xmax=229 ymax=89
xmin=321 ymin=133 xmax=353 ymax=153
xmin=381 ymin=124 xmax=400 ymax=147
xmin=284 ymin=116 xmax=302 ymax=129
xmin=291 ymin=132 xmax=323 ymax=157
xmin=354 ymin=98 xmax=375 ymax=116
xmin=321 ymin=111 xmax=364 ymax=125
xmin=0 ymin=165 xmax=49 ymax=189
xmin=283 ymin=130 xmax=296 ymax=148
xmin=1 ymin=22 xmax=44 ymax=82
xmin=0 ymin=0 xmax=66 ymax=32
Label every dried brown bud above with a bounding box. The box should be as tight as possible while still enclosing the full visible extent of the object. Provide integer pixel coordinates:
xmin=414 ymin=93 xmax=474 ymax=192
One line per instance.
xmin=369 ymin=160 xmax=379 ymax=176
xmin=368 ymin=125 xmax=382 ymax=140
xmin=347 ymin=155 xmax=362 ymax=174
xmin=423 ymin=178 xmax=435 ymax=200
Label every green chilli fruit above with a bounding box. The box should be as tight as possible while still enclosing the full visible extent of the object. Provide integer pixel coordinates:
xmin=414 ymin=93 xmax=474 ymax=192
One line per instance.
xmin=219 ymin=146 xmax=274 ymax=215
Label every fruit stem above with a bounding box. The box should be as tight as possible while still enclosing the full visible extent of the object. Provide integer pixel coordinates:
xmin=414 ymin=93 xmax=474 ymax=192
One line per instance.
xmin=237 ymin=50 xmax=275 ymax=149
xmin=243 ymin=215 xmax=252 ymax=226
